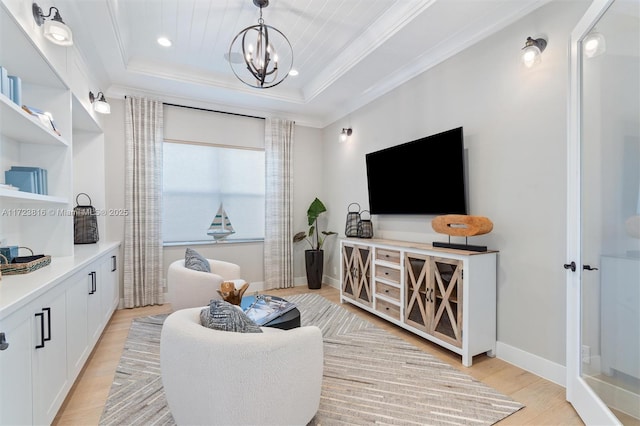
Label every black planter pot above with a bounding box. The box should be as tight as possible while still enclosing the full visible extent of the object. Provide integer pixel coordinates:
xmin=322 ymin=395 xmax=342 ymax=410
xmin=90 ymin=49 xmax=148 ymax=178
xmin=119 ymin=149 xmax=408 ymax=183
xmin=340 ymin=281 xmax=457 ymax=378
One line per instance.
xmin=305 ymin=249 xmax=324 ymax=289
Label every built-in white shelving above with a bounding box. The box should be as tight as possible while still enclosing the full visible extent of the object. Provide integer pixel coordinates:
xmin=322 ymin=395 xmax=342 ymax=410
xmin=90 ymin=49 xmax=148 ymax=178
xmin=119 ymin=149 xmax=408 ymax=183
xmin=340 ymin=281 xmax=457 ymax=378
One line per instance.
xmin=0 ymin=188 xmax=68 ymax=204
xmin=0 ymin=96 xmax=69 ymax=147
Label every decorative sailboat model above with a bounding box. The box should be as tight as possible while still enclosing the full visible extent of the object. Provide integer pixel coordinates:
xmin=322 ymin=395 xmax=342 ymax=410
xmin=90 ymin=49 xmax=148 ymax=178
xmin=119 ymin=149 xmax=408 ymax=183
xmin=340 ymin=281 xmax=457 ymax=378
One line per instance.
xmin=207 ymin=203 xmax=235 ymax=241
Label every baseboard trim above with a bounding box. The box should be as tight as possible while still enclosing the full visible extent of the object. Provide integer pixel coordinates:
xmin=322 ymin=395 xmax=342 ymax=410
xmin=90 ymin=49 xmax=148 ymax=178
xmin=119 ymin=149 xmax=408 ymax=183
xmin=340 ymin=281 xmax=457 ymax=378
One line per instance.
xmin=496 ymin=341 xmax=566 ymax=387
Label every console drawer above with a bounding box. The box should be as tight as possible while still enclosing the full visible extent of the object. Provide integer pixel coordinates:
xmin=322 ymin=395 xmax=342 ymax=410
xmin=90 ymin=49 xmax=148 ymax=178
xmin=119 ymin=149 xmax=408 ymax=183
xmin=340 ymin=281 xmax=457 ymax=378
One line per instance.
xmin=376 ymin=248 xmax=401 ymax=265
xmin=375 ymin=264 xmax=400 ymax=283
xmin=376 ymin=298 xmax=400 ymax=321
xmin=375 ymin=281 xmax=400 ymax=302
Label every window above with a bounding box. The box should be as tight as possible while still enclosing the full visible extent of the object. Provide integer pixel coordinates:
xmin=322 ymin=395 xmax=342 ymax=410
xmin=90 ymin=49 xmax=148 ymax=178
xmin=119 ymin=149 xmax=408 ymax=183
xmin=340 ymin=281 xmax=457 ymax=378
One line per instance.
xmin=163 ymin=141 xmax=265 ymax=243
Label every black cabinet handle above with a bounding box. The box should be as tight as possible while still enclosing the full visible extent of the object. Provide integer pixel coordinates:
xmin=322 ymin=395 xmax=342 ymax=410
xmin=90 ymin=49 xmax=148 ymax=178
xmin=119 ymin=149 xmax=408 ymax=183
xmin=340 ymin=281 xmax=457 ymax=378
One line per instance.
xmin=564 ymin=261 xmax=576 ymax=272
xmin=111 ymin=255 xmax=117 ymax=272
xmin=89 ymin=271 xmax=96 ymax=294
xmin=0 ymin=332 xmax=9 ymax=351
xmin=583 ymin=265 xmax=599 ymax=271
xmin=35 ymin=312 xmax=45 ymax=349
xmin=43 ymin=307 xmax=51 ymax=342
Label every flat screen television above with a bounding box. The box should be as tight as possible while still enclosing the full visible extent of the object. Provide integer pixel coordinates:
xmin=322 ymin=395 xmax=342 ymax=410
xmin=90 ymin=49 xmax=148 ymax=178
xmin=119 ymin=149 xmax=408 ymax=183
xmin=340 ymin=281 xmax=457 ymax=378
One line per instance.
xmin=365 ymin=127 xmax=467 ymax=215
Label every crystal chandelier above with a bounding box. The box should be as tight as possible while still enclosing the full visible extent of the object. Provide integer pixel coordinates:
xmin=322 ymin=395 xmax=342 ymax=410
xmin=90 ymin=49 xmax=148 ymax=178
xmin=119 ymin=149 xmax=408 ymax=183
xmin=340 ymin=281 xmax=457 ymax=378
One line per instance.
xmin=229 ymin=0 xmax=293 ymax=89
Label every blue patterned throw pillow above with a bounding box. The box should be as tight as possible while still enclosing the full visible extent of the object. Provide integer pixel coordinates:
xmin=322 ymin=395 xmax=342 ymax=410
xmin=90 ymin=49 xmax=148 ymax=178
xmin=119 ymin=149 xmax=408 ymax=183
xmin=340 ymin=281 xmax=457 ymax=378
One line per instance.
xmin=200 ymin=300 xmax=263 ymax=333
xmin=185 ymin=248 xmax=211 ymax=273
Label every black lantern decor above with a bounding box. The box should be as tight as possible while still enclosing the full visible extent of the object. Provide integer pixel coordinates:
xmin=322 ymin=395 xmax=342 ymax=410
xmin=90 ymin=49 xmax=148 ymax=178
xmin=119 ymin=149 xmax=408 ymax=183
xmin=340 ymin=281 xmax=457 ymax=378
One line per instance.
xmin=345 ymin=203 xmax=360 ymax=237
xmin=357 ymin=210 xmax=374 ymax=239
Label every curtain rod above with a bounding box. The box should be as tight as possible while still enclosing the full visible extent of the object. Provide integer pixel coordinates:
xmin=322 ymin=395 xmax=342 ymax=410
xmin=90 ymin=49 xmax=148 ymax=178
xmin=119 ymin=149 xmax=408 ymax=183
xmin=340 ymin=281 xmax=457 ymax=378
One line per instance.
xmin=162 ymin=102 xmax=265 ymax=120
xmin=124 ymin=96 xmax=265 ymax=120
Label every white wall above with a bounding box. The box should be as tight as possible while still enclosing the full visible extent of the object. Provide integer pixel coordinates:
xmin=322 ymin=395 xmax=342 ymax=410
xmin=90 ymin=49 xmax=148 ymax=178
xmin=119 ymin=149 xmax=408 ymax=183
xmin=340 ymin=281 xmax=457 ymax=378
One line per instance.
xmin=321 ymin=0 xmax=590 ymax=368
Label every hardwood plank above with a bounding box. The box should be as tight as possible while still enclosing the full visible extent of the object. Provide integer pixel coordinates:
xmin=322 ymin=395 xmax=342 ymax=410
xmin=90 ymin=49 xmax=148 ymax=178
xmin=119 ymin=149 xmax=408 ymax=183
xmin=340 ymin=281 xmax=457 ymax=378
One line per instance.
xmin=53 ymin=286 xmax=584 ymax=425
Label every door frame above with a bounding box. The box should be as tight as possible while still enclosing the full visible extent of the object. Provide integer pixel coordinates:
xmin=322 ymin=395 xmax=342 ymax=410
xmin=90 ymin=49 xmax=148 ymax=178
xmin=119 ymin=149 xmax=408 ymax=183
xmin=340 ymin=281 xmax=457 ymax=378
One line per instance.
xmin=566 ymin=0 xmax=621 ymax=424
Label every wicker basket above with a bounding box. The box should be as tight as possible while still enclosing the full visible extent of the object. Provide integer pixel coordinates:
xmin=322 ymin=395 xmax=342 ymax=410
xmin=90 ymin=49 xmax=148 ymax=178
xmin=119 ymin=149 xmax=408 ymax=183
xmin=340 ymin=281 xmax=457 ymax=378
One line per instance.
xmin=0 ymin=247 xmax=51 ymax=275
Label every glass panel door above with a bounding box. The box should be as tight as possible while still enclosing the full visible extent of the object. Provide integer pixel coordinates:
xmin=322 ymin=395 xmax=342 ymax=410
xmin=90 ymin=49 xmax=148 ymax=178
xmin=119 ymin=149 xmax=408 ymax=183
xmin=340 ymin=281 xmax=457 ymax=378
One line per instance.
xmin=568 ymin=0 xmax=640 ymax=423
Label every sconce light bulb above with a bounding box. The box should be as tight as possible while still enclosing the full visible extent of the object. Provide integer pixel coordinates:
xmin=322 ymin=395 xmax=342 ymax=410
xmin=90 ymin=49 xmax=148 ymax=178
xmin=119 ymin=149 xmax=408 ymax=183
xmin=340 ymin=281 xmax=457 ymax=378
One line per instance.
xmin=340 ymin=128 xmax=353 ymax=142
xmin=583 ymin=32 xmax=606 ymax=58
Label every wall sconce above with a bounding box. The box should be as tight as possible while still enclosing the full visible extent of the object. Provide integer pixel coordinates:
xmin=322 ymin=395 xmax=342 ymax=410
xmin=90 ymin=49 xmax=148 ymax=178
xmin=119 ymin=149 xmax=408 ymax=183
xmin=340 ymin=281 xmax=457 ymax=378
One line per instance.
xmin=89 ymin=91 xmax=111 ymax=114
xmin=32 ymin=3 xmax=73 ymax=46
xmin=340 ymin=128 xmax=353 ymax=142
xmin=521 ymin=36 xmax=547 ymax=68
xmin=583 ymin=32 xmax=606 ymax=58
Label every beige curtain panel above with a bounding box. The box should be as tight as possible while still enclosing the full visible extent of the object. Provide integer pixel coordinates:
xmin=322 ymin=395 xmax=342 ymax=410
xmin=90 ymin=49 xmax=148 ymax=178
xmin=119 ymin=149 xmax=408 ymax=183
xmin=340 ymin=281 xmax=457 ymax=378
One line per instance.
xmin=123 ymin=96 xmax=164 ymax=307
xmin=264 ymin=118 xmax=295 ymax=289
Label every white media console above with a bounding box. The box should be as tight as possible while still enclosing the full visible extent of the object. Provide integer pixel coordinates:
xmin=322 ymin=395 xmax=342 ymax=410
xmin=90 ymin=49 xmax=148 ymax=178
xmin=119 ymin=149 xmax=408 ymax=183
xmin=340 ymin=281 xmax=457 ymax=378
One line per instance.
xmin=340 ymin=238 xmax=497 ymax=366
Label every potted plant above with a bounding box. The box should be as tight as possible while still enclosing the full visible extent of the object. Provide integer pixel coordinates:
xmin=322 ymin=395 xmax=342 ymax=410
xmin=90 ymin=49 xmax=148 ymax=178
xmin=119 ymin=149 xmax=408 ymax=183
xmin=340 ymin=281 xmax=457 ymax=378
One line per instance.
xmin=293 ymin=198 xmax=337 ymax=289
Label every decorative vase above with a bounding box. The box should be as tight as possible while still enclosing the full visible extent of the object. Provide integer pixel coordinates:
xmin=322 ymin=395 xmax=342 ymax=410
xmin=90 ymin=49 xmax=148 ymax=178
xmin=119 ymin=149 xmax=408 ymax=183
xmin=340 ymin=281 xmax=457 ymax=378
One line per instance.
xmin=305 ymin=249 xmax=324 ymax=289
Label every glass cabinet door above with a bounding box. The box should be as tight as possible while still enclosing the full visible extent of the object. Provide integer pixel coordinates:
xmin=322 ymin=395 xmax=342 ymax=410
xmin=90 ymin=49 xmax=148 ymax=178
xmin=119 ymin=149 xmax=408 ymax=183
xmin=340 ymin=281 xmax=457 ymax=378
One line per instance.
xmin=431 ymin=258 xmax=463 ymax=348
xmin=342 ymin=244 xmax=372 ymax=305
xmin=405 ymin=253 xmax=431 ymax=332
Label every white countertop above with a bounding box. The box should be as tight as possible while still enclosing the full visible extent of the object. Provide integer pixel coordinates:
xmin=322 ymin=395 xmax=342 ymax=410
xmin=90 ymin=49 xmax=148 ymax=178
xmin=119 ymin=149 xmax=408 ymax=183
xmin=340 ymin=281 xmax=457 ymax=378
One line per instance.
xmin=0 ymin=241 xmax=120 ymax=319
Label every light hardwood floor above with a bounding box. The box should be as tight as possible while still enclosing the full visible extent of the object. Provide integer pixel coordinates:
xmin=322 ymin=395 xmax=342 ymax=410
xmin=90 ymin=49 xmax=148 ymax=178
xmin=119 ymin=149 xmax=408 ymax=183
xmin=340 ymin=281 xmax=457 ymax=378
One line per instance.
xmin=54 ymin=285 xmax=585 ymax=425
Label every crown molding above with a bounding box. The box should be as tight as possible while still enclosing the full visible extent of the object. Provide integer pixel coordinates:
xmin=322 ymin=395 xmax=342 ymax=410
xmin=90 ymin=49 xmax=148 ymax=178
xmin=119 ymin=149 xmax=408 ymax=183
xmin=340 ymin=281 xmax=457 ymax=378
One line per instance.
xmin=320 ymin=0 xmax=553 ymax=127
xmin=302 ymin=0 xmax=438 ymax=102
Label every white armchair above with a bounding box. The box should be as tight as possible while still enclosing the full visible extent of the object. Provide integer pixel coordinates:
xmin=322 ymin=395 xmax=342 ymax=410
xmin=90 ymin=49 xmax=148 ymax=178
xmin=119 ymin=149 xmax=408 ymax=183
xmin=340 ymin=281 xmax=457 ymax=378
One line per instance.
xmin=160 ymin=307 xmax=324 ymax=425
xmin=167 ymin=258 xmax=243 ymax=311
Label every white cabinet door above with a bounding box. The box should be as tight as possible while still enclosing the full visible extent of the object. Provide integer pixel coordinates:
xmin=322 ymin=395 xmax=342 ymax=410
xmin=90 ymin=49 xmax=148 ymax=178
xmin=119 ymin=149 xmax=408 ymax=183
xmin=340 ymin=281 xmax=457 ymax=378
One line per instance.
xmin=0 ymin=311 xmax=33 ymax=425
xmin=66 ymin=269 xmax=90 ymax=378
xmin=101 ymin=252 xmax=119 ymax=324
xmin=31 ymin=288 xmax=69 ymax=425
xmin=87 ymin=265 xmax=103 ymax=346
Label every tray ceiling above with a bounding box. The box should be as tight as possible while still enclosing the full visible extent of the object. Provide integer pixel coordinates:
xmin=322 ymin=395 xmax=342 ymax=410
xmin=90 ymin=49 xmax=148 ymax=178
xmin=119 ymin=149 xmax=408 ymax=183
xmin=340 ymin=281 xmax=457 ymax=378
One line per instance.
xmin=58 ymin=0 xmax=550 ymax=127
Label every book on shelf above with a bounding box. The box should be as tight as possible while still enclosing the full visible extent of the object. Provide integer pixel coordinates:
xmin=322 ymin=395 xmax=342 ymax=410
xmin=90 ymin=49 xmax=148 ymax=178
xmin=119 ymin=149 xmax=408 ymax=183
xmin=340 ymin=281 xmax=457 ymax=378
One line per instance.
xmin=5 ymin=166 xmax=48 ymax=194
xmin=5 ymin=170 xmax=37 ymax=193
xmin=0 ymin=66 xmax=10 ymax=99
xmin=8 ymin=75 xmax=21 ymax=106
xmin=21 ymin=105 xmax=61 ymax=136
xmin=243 ymin=296 xmax=297 ymax=326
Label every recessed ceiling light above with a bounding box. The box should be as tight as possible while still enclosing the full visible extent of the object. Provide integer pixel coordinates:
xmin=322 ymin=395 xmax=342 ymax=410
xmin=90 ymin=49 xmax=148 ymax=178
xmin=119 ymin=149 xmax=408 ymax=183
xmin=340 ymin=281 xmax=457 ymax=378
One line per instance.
xmin=289 ymin=69 xmax=299 ymax=76
xmin=157 ymin=37 xmax=172 ymax=47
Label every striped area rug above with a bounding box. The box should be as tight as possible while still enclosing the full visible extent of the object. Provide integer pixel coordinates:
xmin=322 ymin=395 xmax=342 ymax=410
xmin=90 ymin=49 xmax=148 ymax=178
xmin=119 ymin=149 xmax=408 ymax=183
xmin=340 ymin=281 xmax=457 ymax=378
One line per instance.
xmin=100 ymin=293 xmax=523 ymax=425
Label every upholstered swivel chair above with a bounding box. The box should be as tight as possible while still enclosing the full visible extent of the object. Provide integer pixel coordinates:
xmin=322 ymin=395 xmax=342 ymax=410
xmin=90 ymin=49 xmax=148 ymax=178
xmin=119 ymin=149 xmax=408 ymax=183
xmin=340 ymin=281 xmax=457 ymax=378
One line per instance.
xmin=160 ymin=307 xmax=324 ymax=425
xmin=167 ymin=258 xmax=243 ymax=311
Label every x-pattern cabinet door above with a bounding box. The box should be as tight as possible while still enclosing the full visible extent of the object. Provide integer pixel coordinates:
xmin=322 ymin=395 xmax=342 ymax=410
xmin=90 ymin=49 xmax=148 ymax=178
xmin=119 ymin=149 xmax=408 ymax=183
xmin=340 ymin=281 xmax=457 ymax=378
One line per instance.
xmin=430 ymin=257 xmax=463 ymax=348
xmin=404 ymin=252 xmax=432 ymax=332
xmin=342 ymin=243 xmax=372 ymax=306
xmin=405 ymin=253 xmax=464 ymax=348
